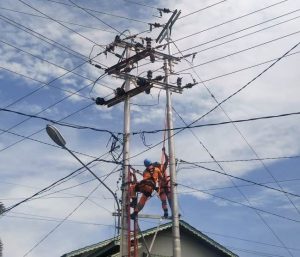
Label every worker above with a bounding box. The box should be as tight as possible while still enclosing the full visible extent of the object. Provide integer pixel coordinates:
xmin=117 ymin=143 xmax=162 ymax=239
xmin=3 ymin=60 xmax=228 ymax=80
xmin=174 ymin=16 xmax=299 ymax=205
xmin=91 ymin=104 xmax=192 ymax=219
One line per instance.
xmin=158 ymin=148 xmax=172 ymax=218
xmin=130 ymin=149 xmax=169 ymax=219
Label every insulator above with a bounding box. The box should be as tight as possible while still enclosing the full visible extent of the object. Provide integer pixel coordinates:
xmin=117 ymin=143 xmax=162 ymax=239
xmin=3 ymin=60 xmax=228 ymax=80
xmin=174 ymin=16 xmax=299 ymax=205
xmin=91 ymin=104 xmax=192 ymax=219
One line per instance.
xmin=154 ymin=75 xmax=164 ymax=81
xmin=95 ymin=97 xmax=106 ymax=105
xmin=114 ymin=35 xmax=121 ymax=43
xmin=177 ymin=77 xmax=182 ymax=86
xmin=149 ymin=53 xmax=155 ymax=63
xmin=147 ymin=70 xmax=153 ymax=79
xmin=145 ymin=37 xmax=152 ymax=50
xmin=145 ymin=88 xmax=151 ymax=94
xmin=137 ymin=78 xmax=147 ymax=87
xmin=116 ymin=87 xmax=126 ymax=96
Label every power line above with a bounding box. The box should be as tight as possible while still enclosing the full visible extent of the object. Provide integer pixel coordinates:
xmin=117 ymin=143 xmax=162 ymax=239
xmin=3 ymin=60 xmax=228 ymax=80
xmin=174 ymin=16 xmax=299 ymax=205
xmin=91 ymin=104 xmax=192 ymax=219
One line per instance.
xmin=179 ymin=160 xmax=300 ymax=198
xmin=4 ymin=213 xmax=114 ymax=227
xmin=178 ymin=177 xmax=300 ymax=194
xmin=22 ymin=184 xmax=101 ymax=257
xmin=180 ymin=40 xmax=300 ymax=130
xmin=42 ymin=0 xmax=149 ymax=24
xmin=132 ymin=111 xmax=300 ymax=135
xmin=0 ymin=39 xmax=113 ymax=89
xmin=0 ymin=126 xmax=99 ymax=159
xmin=177 ymin=29 xmax=300 ymax=73
xmin=176 ymin=13 xmax=300 ymax=56
xmin=186 ymin=155 xmax=300 ymax=164
xmin=0 ymin=13 xmax=108 ymax=64
xmin=3 ymin=106 xmax=300 ymax=136
xmin=122 ymin=0 xmax=157 ymax=10
xmin=178 ymin=0 xmax=228 ymax=20
xmin=174 ymin=37 xmax=300 ymax=220
xmin=175 ymin=11 xmax=300 ymax=55
xmin=67 ymin=0 xmax=121 ymax=34
xmin=190 ymin=50 xmax=300 ymax=84
xmin=0 ymin=107 xmax=119 ymax=136
xmin=174 ymin=0 xmax=288 ymax=42
xmin=173 ymin=35 xmax=300 ymax=255
xmin=177 ymin=183 xmax=300 ymax=224
xmin=0 ymin=65 xmax=90 ymax=100
xmin=17 ymin=0 xmax=106 ymax=47
xmin=0 ymin=7 xmax=116 ymax=33
xmin=2 ymin=152 xmax=119 ymax=215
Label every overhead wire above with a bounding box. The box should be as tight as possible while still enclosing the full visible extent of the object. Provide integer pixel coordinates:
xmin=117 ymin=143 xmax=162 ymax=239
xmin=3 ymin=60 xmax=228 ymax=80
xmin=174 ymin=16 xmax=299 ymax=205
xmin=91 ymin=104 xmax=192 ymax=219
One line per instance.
xmin=177 ymin=29 xmax=300 ymax=73
xmin=179 ymin=160 xmax=300 ymax=198
xmin=177 ymin=182 xmax=300 ymax=224
xmin=178 ymin=0 xmax=228 ymax=20
xmin=4 ymin=213 xmax=114 ymax=227
xmin=173 ymin=36 xmax=300 ymax=219
xmin=175 ymin=9 xmax=300 ymax=54
xmin=0 ymin=39 xmax=114 ymax=90
xmin=2 ymin=151 xmax=120 ymax=215
xmin=173 ymin=0 xmax=288 ymax=42
xmin=0 ymin=13 xmax=111 ymax=66
xmin=177 ymin=177 xmax=300 ymax=194
xmin=0 ymin=65 xmax=90 ymax=100
xmin=3 ymin=106 xmax=300 ymax=137
xmin=0 ymin=7 xmax=116 ymax=34
xmin=172 ymin=37 xmax=300 ymax=255
xmin=17 ymin=0 xmax=107 ymax=48
xmin=41 ymin=0 xmax=149 ymax=24
xmin=22 ymin=184 xmax=101 ymax=257
xmin=67 ymin=0 xmax=122 ymax=34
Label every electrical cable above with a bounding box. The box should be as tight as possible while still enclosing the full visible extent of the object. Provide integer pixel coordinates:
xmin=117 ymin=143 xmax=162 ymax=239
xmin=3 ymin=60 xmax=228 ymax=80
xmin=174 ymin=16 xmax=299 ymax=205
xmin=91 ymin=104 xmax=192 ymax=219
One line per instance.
xmin=122 ymin=0 xmax=157 ymax=10
xmin=2 ymin=152 xmax=120 ymax=215
xmin=173 ymin=36 xmax=300 ymax=219
xmin=178 ymin=177 xmax=300 ymax=194
xmin=177 ymin=29 xmax=300 ymax=73
xmin=0 ymin=13 xmax=110 ymax=66
xmin=173 ymin=39 xmax=300 ymax=255
xmin=0 ymin=126 xmax=98 ymax=159
xmin=179 ymin=160 xmax=300 ymax=198
xmin=173 ymin=0 xmax=288 ymax=43
xmin=0 ymin=7 xmax=116 ymax=33
xmin=0 ymin=65 xmax=90 ymax=100
xmin=17 ymin=0 xmax=106 ymax=48
xmin=178 ymin=0 xmax=227 ymax=20
xmin=186 ymin=50 xmax=300 ymax=84
xmin=177 ymin=182 xmax=300 ymax=224
xmin=175 ymin=9 xmax=300 ymax=54
xmin=131 ymin=110 xmax=300 ymax=135
xmin=68 ymin=0 xmax=121 ymax=34
xmin=22 ymin=184 xmax=101 ymax=257
xmin=41 ymin=0 xmax=149 ymax=24
xmin=3 ymin=106 xmax=300 ymax=138
xmin=0 ymin=107 xmax=120 ymax=136
xmin=4 ymin=213 xmax=114 ymax=227
xmin=0 ymin=39 xmax=113 ymax=90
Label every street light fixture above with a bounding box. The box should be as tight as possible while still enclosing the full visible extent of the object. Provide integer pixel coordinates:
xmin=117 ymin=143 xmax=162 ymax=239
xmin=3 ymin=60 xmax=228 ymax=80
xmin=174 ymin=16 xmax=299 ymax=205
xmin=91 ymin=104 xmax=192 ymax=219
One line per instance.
xmin=46 ymin=124 xmax=121 ymax=233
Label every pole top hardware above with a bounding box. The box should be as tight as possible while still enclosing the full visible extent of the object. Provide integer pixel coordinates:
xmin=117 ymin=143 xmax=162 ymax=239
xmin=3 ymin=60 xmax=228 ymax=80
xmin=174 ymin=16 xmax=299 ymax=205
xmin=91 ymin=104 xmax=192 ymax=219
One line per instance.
xmin=156 ymin=9 xmax=181 ymax=44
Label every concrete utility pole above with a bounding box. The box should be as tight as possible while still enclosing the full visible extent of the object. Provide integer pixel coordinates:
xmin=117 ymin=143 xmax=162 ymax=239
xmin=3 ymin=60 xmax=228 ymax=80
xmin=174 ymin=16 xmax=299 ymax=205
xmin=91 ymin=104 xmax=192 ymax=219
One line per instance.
xmin=165 ymin=28 xmax=182 ymax=257
xmin=120 ymin=47 xmax=131 ymax=257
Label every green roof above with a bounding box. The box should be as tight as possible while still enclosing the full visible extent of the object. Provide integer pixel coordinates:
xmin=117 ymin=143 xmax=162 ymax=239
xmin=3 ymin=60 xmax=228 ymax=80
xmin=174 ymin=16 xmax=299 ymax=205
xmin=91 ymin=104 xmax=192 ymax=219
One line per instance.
xmin=62 ymin=220 xmax=238 ymax=257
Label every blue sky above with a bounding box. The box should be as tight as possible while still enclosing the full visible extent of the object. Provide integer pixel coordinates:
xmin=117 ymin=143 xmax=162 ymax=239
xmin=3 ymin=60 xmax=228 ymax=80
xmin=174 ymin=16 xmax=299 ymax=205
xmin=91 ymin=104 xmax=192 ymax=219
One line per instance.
xmin=1 ymin=0 xmax=300 ymax=256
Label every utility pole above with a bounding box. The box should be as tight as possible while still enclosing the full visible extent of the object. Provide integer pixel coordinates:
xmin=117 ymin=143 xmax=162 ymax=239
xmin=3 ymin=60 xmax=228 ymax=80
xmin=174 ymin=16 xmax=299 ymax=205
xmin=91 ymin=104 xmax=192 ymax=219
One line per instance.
xmin=120 ymin=46 xmax=131 ymax=257
xmin=164 ymin=28 xmax=182 ymax=257
xmin=92 ymin=10 xmax=192 ymax=255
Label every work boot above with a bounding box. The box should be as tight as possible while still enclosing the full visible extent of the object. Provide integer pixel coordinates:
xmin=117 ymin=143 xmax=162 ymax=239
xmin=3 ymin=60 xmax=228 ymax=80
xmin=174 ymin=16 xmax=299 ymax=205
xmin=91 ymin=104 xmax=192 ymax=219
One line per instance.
xmin=163 ymin=210 xmax=168 ymax=218
xmin=130 ymin=211 xmax=138 ymax=220
xmin=130 ymin=197 xmax=137 ymax=208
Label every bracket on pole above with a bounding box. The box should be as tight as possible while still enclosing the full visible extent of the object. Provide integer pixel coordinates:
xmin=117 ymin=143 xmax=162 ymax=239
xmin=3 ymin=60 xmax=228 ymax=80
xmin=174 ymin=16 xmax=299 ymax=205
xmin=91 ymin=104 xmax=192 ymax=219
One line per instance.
xmin=156 ymin=9 xmax=181 ymax=44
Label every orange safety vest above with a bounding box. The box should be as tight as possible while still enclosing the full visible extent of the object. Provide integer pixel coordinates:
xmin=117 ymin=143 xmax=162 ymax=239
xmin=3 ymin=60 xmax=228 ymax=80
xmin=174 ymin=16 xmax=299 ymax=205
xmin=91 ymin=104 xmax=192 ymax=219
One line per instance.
xmin=143 ymin=165 xmax=162 ymax=183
